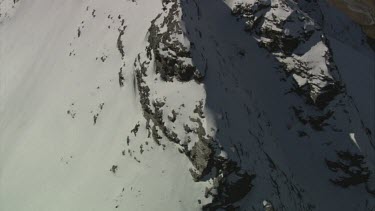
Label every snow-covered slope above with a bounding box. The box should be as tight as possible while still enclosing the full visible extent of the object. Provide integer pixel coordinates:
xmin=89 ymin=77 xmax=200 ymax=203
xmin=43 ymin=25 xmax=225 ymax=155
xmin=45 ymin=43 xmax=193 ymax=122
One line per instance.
xmin=0 ymin=0 xmax=374 ymax=210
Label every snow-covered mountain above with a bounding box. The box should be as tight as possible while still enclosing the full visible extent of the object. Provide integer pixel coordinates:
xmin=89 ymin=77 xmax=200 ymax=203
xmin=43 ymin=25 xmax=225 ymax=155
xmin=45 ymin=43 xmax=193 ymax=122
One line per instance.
xmin=0 ymin=0 xmax=374 ymax=210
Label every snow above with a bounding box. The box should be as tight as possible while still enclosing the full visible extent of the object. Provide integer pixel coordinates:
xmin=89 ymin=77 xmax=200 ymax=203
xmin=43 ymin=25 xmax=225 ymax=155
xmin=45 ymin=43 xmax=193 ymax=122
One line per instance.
xmin=0 ymin=0 xmax=374 ymax=210
xmin=349 ymin=132 xmax=361 ymax=150
xmin=0 ymin=0 xmax=209 ymax=210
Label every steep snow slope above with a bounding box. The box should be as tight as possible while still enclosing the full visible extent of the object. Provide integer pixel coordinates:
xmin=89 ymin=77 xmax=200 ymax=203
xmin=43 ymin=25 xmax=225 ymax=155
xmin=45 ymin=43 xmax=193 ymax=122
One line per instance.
xmin=1 ymin=0 xmax=374 ymax=210
xmin=0 ymin=0 xmax=210 ymax=210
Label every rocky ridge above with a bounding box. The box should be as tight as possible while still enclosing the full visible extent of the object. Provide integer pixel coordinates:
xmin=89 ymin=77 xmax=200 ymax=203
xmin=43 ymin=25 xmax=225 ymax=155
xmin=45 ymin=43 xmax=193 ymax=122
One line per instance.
xmin=232 ymin=0 xmax=342 ymax=109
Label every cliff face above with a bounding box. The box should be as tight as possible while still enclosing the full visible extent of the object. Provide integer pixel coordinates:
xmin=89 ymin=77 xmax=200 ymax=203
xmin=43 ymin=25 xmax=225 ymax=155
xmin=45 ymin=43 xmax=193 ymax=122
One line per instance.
xmin=0 ymin=0 xmax=374 ymax=210
xmin=327 ymin=0 xmax=375 ymax=38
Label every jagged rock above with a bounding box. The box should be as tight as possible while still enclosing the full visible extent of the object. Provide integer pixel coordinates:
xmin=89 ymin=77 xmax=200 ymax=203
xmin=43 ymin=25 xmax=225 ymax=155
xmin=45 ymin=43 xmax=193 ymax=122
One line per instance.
xmin=189 ymin=138 xmax=213 ymax=181
xmin=117 ymin=26 xmax=126 ymax=59
xmin=193 ymin=101 xmax=205 ymax=118
xmin=232 ymin=0 xmax=341 ymax=108
xmin=263 ymin=200 xmax=274 ymax=211
xmin=325 ymin=151 xmax=370 ymax=187
xmin=168 ymin=110 xmax=177 ymax=122
xmin=147 ymin=0 xmax=203 ymax=82
xmin=203 ymin=163 xmax=256 ymax=210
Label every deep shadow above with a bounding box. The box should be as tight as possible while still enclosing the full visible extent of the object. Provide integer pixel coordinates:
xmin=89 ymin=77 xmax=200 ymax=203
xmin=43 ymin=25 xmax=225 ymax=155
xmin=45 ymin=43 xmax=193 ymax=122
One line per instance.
xmin=180 ymin=0 xmax=313 ymax=210
xmin=180 ymin=0 xmax=375 ymax=210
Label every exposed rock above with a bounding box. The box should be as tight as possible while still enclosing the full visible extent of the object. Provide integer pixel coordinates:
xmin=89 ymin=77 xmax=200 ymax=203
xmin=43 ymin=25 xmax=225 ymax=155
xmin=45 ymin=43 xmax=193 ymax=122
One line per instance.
xmin=147 ymin=0 xmax=204 ymax=82
xmin=263 ymin=200 xmax=274 ymax=211
xmin=325 ymin=151 xmax=370 ymax=187
xmin=131 ymin=122 xmax=140 ymax=136
xmin=232 ymin=1 xmax=342 ymax=108
xmin=203 ymin=159 xmax=256 ymax=210
xmin=110 ymin=165 xmax=118 ymax=174
xmin=167 ymin=110 xmax=177 ymax=122
xmin=117 ymin=26 xmax=127 ymax=59
xmin=193 ymin=100 xmax=205 ymax=118
xmin=189 ymin=138 xmax=213 ymax=181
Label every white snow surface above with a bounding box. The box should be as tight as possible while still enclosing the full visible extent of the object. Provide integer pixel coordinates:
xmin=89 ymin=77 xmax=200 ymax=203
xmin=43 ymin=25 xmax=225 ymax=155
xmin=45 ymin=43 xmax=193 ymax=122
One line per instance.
xmin=0 ymin=0 xmax=209 ymax=210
